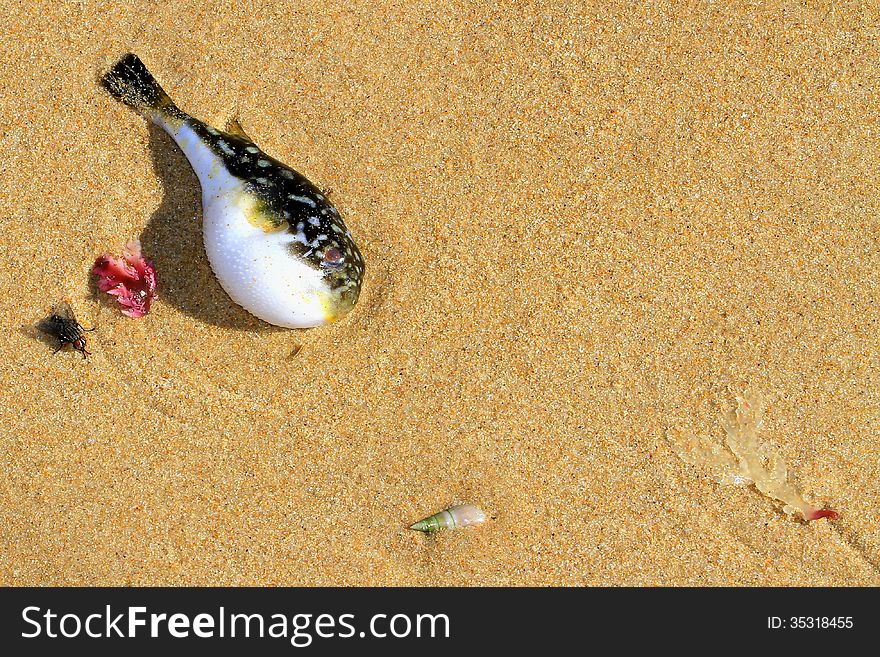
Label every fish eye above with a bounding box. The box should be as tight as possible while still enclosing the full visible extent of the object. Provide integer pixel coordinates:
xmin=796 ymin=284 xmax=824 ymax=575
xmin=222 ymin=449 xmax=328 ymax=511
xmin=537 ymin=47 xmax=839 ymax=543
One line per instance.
xmin=322 ymin=247 xmax=345 ymax=268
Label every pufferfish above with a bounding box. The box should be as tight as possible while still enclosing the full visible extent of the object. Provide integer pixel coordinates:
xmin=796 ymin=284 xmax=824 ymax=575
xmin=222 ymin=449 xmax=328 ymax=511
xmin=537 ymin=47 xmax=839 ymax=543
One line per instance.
xmin=101 ymin=53 xmax=364 ymax=328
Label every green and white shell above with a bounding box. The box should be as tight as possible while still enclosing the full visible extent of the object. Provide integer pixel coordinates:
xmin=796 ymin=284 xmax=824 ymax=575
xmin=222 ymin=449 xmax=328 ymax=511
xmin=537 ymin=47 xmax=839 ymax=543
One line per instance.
xmin=409 ymin=504 xmax=486 ymax=533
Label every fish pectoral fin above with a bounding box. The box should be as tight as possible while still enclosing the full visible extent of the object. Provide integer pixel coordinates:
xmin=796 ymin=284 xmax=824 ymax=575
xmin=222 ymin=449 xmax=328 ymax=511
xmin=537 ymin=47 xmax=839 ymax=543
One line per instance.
xmin=225 ymin=115 xmax=254 ymax=142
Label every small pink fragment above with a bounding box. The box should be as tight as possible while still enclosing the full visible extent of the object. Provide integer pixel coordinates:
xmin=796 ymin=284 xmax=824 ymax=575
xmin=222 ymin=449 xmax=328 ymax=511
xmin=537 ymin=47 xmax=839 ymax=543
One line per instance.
xmin=92 ymin=239 xmax=158 ymax=318
xmin=805 ymin=508 xmax=839 ymax=522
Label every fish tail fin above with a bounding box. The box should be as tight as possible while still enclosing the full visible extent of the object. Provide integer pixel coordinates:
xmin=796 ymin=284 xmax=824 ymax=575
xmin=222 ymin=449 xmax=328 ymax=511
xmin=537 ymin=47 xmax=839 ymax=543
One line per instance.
xmin=101 ymin=53 xmax=179 ymax=121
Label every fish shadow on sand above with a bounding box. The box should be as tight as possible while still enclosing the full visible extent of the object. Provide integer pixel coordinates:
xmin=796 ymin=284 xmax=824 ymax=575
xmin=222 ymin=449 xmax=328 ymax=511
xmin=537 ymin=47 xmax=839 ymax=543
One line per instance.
xmin=134 ymin=123 xmax=283 ymax=332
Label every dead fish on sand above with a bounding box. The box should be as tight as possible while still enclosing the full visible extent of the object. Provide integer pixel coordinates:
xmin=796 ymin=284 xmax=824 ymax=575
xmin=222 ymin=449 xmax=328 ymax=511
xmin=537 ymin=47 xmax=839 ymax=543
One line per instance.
xmin=101 ymin=54 xmax=364 ymax=328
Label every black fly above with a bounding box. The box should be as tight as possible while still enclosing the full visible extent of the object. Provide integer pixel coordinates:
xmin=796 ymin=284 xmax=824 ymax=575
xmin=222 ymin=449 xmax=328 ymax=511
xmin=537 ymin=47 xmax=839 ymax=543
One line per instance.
xmin=38 ymin=302 xmax=94 ymax=358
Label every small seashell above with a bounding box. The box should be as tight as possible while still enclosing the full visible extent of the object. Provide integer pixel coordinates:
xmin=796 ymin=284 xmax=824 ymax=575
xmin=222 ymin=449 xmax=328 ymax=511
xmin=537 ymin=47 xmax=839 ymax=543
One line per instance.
xmin=409 ymin=504 xmax=486 ymax=533
xmin=92 ymin=239 xmax=158 ymax=318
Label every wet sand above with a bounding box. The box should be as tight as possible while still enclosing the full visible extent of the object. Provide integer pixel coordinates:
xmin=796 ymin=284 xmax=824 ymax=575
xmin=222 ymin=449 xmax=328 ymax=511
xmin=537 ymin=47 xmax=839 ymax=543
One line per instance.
xmin=1 ymin=0 xmax=878 ymax=585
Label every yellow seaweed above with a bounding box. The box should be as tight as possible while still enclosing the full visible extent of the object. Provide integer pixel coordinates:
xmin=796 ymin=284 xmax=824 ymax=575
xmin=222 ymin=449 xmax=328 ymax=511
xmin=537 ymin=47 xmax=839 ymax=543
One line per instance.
xmin=669 ymin=391 xmax=837 ymax=521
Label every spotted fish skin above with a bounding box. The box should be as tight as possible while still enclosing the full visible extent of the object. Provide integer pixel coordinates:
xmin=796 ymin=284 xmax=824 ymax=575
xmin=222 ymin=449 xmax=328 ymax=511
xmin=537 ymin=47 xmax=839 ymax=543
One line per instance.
xmin=101 ymin=53 xmax=364 ymax=328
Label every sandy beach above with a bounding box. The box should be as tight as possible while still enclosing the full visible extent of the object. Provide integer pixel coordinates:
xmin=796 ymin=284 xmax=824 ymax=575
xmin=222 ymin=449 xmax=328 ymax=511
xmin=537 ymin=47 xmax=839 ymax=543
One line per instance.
xmin=1 ymin=0 xmax=878 ymax=585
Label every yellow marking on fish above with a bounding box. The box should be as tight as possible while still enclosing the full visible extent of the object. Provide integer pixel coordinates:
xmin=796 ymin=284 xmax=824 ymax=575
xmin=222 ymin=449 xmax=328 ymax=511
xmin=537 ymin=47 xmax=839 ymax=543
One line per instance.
xmin=237 ymin=193 xmax=286 ymax=232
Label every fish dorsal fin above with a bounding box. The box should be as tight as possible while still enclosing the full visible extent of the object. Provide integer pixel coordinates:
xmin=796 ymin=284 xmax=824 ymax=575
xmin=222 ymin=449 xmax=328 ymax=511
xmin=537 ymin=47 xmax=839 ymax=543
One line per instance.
xmin=225 ymin=116 xmax=253 ymax=142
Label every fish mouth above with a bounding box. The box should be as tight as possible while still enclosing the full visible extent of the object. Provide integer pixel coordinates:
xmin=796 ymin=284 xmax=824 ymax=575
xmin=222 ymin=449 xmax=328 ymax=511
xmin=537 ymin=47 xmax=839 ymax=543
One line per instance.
xmin=318 ymin=284 xmax=361 ymax=324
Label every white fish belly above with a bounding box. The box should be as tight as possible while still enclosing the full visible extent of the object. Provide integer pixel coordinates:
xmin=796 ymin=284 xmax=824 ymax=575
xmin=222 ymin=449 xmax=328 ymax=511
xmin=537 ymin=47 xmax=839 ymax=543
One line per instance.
xmin=202 ymin=195 xmax=330 ymax=328
xmin=163 ymin=122 xmax=330 ymax=328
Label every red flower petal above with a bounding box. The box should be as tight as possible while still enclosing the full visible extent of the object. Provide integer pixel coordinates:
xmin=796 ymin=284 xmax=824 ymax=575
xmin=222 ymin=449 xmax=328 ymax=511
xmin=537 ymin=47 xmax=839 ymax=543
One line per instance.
xmin=93 ymin=239 xmax=158 ymax=318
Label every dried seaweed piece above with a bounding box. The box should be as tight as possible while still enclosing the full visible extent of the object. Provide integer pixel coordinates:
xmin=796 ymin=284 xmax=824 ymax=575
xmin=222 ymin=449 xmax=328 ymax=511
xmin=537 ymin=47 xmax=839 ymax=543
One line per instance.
xmin=669 ymin=391 xmax=838 ymax=521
